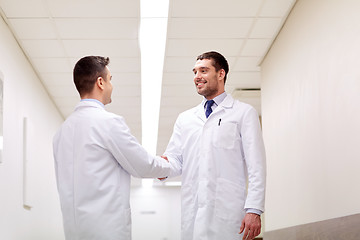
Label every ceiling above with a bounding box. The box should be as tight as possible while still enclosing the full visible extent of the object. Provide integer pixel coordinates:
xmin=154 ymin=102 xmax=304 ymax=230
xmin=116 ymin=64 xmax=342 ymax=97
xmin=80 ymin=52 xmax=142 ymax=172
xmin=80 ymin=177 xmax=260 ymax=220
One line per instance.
xmin=0 ymin=0 xmax=296 ymax=185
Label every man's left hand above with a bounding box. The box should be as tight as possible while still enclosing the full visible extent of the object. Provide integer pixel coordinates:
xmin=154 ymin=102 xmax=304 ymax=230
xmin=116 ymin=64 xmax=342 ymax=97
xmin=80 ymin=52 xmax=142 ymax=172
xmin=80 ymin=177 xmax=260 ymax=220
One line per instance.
xmin=239 ymin=213 xmax=261 ymax=240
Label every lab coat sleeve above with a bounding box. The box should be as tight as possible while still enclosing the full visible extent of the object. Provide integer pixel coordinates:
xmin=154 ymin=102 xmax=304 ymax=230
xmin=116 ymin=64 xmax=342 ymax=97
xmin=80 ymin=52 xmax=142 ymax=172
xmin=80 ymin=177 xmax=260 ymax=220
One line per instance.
xmin=241 ymin=107 xmax=266 ymax=212
xmin=105 ymin=116 xmax=171 ymax=178
xmin=163 ymin=116 xmax=183 ymax=178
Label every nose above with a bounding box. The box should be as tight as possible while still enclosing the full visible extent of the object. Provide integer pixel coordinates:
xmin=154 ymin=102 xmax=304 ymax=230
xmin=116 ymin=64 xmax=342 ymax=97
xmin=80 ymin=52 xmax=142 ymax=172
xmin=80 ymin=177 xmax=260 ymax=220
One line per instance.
xmin=194 ymin=72 xmax=201 ymax=81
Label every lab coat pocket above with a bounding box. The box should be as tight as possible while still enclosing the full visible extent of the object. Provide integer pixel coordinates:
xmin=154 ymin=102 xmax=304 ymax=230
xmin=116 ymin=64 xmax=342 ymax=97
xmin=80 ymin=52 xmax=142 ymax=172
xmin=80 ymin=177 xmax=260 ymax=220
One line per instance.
xmin=215 ymin=178 xmax=245 ymax=222
xmin=212 ymin=122 xmax=238 ymax=149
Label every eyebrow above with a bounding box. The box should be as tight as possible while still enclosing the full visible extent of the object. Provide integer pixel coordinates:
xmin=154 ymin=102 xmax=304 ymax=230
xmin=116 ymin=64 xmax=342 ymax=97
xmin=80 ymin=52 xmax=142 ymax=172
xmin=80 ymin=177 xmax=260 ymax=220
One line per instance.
xmin=192 ymin=66 xmax=210 ymax=72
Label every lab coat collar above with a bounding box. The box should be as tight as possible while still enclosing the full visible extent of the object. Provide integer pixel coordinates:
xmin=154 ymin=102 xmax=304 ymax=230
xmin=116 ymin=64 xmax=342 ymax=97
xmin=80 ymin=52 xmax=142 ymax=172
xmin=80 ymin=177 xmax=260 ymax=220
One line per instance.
xmin=210 ymin=94 xmax=234 ymax=116
xmin=81 ymin=98 xmax=105 ymax=108
xmin=75 ymin=100 xmax=106 ymax=111
xmin=218 ymin=94 xmax=235 ymax=109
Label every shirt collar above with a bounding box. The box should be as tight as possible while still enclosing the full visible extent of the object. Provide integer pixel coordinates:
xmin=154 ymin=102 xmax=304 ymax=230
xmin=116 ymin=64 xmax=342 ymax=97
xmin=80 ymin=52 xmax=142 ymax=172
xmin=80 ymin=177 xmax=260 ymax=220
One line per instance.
xmin=202 ymin=92 xmax=227 ymax=107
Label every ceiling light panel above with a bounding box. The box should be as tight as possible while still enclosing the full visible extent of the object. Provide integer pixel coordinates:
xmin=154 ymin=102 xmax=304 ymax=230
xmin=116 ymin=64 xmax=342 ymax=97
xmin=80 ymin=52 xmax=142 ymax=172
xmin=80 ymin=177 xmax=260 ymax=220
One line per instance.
xmin=53 ymin=96 xmax=79 ymax=106
xmin=168 ymin=18 xmax=254 ymax=39
xmin=8 ymin=19 xmax=57 ymax=39
xmin=241 ymin=39 xmax=272 ymax=56
xmin=47 ymin=0 xmax=139 ymax=18
xmin=166 ymin=39 xmax=244 ymax=57
xmin=232 ymin=57 xmax=262 ymax=71
xmin=227 ymin=72 xmax=262 ymax=87
xmin=226 ymin=81 xmax=261 ymax=90
xmin=39 ymin=73 xmax=73 ymax=86
xmin=141 ymin=0 xmax=168 ymax=17
xmin=250 ymin=18 xmax=283 ymax=38
xmin=62 ymin=40 xmax=139 ymax=58
xmin=20 ymin=40 xmax=66 ymax=58
xmin=46 ymin=85 xmax=78 ymax=97
xmin=163 ymin=56 xmax=196 ymax=73
xmin=105 ymin=57 xmax=141 ymax=73
xmin=54 ymin=18 xmax=139 ymax=39
xmin=162 ymin=72 xmax=195 ymax=85
xmin=109 ymin=73 xmax=141 ymax=85
xmin=0 ymin=0 xmax=48 ymax=17
xmin=170 ymin=0 xmax=262 ymax=17
xmin=260 ymin=0 xmax=296 ymax=17
xmin=31 ymin=58 xmax=72 ymax=73
xmin=67 ymin=57 xmax=141 ymax=73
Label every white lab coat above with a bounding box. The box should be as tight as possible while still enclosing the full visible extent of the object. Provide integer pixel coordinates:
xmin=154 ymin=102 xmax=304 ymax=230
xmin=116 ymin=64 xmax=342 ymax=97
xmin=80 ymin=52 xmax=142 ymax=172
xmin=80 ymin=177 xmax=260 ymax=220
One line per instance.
xmin=53 ymin=101 xmax=170 ymax=240
xmin=165 ymin=94 xmax=266 ymax=240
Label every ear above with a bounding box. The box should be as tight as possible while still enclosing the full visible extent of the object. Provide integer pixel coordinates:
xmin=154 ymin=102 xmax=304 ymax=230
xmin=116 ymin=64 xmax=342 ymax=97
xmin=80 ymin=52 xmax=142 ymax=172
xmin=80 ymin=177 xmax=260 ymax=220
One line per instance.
xmin=96 ymin=77 xmax=105 ymax=90
xmin=218 ymin=69 xmax=225 ymax=82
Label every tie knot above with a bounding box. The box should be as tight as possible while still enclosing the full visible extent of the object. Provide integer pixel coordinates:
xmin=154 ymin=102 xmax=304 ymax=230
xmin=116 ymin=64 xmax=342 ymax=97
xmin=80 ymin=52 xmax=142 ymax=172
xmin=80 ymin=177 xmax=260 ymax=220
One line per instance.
xmin=206 ymin=100 xmax=215 ymax=107
xmin=205 ymin=100 xmax=215 ymax=118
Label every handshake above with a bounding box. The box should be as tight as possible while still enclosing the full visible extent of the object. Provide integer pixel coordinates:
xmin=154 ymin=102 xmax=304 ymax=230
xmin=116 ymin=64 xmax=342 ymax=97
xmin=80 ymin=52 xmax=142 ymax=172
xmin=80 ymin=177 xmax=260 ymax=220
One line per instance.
xmin=159 ymin=155 xmax=168 ymax=180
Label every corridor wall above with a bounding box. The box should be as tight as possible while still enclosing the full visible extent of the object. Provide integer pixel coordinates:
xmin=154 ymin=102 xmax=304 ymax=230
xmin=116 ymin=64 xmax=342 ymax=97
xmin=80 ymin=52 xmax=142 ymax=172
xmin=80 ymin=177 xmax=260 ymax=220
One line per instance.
xmin=261 ymin=0 xmax=360 ymax=232
xmin=0 ymin=15 xmax=65 ymax=239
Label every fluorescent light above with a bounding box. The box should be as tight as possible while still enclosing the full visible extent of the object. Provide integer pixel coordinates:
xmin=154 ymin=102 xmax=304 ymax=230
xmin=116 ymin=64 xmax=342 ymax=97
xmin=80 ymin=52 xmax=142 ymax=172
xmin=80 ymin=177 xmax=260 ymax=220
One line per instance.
xmin=142 ymin=179 xmax=154 ymax=188
xmin=139 ymin=0 xmax=169 ymax=156
xmin=140 ymin=0 xmax=169 ymax=18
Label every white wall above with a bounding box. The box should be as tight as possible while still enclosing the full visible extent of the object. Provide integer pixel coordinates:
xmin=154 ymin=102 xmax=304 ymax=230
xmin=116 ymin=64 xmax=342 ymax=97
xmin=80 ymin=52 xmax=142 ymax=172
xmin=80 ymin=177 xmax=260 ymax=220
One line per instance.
xmin=261 ymin=0 xmax=360 ymax=232
xmin=0 ymin=16 xmax=65 ymax=239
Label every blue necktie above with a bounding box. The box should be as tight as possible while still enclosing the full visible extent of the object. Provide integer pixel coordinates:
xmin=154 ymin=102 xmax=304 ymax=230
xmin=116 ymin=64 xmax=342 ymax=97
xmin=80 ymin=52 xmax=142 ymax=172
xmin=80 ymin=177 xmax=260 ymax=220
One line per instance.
xmin=205 ymin=100 xmax=215 ymax=118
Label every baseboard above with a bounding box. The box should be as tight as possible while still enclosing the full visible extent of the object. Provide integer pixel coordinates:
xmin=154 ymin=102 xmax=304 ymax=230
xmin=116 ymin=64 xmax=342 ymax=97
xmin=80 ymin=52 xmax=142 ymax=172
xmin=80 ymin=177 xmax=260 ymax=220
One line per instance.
xmin=264 ymin=213 xmax=360 ymax=240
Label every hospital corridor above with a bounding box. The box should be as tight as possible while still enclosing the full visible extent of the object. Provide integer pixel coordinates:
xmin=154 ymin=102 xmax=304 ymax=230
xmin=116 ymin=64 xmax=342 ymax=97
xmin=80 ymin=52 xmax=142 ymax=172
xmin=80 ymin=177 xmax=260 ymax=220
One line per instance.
xmin=0 ymin=0 xmax=360 ymax=239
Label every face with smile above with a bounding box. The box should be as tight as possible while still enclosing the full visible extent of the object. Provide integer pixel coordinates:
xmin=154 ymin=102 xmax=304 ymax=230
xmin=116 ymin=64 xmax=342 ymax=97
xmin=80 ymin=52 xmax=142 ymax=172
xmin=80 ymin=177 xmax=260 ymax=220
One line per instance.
xmin=193 ymin=58 xmax=225 ymax=100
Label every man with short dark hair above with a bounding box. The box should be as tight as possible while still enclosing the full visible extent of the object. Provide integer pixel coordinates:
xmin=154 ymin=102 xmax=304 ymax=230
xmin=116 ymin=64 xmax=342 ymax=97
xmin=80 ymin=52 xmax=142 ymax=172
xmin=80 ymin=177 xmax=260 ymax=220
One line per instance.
xmin=53 ymin=56 xmax=170 ymax=240
xmin=164 ymin=51 xmax=266 ymax=240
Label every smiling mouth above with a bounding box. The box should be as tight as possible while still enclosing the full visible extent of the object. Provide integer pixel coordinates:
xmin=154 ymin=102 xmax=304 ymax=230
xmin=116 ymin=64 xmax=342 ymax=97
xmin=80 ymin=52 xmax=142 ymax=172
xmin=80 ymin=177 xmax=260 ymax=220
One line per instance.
xmin=196 ymin=82 xmax=206 ymax=87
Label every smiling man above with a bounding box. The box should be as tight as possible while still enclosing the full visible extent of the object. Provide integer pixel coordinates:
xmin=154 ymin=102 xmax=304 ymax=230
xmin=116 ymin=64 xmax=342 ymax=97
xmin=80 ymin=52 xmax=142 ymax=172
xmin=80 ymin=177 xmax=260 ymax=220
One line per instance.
xmin=164 ymin=51 xmax=266 ymax=240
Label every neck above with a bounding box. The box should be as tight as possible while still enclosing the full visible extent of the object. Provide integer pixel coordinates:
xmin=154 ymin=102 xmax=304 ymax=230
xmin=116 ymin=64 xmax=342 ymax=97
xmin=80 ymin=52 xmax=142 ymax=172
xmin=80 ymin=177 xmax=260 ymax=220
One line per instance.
xmin=205 ymin=90 xmax=225 ymax=100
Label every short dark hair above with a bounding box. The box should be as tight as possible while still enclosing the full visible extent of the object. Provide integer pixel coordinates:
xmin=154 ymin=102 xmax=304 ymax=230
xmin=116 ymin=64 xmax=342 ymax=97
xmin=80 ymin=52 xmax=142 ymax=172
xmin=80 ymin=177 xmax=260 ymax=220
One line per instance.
xmin=196 ymin=51 xmax=229 ymax=84
xmin=73 ymin=56 xmax=110 ymax=96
